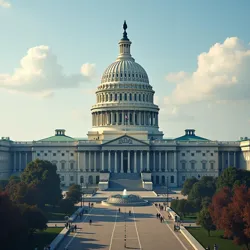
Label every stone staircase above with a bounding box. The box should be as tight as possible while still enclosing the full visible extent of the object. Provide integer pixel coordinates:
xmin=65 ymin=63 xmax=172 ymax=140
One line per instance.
xmin=108 ymin=173 xmax=145 ymax=191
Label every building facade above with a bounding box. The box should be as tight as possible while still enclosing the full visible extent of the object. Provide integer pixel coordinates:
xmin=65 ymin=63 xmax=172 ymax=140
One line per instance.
xmin=0 ymin=22 xmax=250 ymax=189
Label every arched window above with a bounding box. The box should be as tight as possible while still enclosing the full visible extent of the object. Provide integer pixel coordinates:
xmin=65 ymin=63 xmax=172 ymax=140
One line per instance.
xmin=124 ymin=93 xmax=127 ymax=101
xmin=139 ymin=94 xmax=141 ymax=101
xmin=110 ymin=94 xmax=112 ymax=101
xmin=134 ymin=94 xmax=137 ymax=101
xmin=120 ymin=93 xmax=122 ymax=101
xmin=129 ymin=93 xmax=132 ymax=101
xmin=114 ymin=93 xmax=117 ymax=101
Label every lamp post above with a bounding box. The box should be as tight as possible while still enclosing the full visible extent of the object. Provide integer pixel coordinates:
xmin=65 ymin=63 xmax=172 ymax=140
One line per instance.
xmin=80 ymin=176 xmax=84 ymax=208
xmin=166 ymin=176 xmax=169 ymax=207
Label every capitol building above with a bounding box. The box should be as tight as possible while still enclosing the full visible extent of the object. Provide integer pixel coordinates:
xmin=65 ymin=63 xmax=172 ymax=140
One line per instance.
xmin=0 ymin=22 xmax=249 ymax=190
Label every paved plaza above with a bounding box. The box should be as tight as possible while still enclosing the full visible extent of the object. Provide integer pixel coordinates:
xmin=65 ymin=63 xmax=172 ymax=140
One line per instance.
xmin=57 ymin=203 xmax=194 ymax=250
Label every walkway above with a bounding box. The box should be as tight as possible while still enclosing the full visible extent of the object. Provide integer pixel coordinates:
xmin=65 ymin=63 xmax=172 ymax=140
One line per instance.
xmin=57 ymin=203 xmax=194 ymax=250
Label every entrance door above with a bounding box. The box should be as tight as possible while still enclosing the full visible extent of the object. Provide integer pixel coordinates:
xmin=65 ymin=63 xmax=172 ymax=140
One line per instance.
xmin=123 ymin=151 xmax=128 ymax=173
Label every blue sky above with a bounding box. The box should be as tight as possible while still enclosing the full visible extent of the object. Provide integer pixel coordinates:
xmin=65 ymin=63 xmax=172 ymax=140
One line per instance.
xmin=0 ymin=0 xmax=250 ymax=141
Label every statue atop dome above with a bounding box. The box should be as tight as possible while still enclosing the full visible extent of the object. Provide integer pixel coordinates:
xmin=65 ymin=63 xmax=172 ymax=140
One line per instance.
xmin=122 ymin=20 xmax=129 ymax=40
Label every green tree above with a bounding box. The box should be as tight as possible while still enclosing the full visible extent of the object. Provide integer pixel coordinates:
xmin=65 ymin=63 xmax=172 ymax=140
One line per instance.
xmin=176 ymin=199 xmax=188 ymax=218
xmin=201 ymin=196 xmax=212 ymax=208
xmin=67 ymin=184 xmax=81 ymax=204
xmin=181 ymin=177 xmax=198 ymax=196
xmin=170 ymin=199 xmax=179 ymax=212
xmin=216 ymin=167 xmax=250 ymax=191
xmin=18 ymin=204 xmax=48 ymax=235
xmin=197 ymin=207 xmax=216 ymax=236
xmin=21 ymin=159 xmax=62 ymax=207
xmin=59 ymin=199 xmax=74 ymax=215
xmin=0 ymin=179 xmax=9 ymax=191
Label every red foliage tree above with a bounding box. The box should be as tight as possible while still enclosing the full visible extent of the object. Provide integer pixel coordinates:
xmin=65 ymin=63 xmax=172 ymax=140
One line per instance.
xmin=209 ymin=185 xmax=250 ymax=249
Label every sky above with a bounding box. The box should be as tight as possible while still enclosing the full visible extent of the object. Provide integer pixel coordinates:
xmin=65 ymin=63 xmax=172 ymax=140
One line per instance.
xmin=0 ymin=0 xmax=250 ymax=141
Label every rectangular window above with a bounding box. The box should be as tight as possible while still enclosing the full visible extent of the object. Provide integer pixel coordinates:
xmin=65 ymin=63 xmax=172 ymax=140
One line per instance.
xmin=115 ymin=94 xmax=117 ymax=101
xmin=70 ymin=176 xmax=74 ymax=181
xmin=61 ymin=162 xmax=65 ymax=170
xmin=71 ymin=153 xmax=74 ymax=157
xmin=62 ymin=153 xmax=65 ymax=156
xmin=124 ymin=93 xmax=127 ymax=101
xmin=202 ymin=153 xmax=205 ymax=156
xmin=134 ymin=94 xmax=137 ymax=101
xmin=182 ymin=153 xmax=185 ymax=156
xmin=210 ymin=163 xmax=214 ymax=170
xmin=61 ymin=176 xmax=64 ymax=181
xmin=202 ymin=162 xmax=206 ymax=170
xmin=191 ymin=162 xmax=195 ymax=169
xmin=211 ymin=153 xmax=214 ymax=156
xmin=182 ymin=176 xmax=186 ymax=181
xmin=37 ymin=153 xmax=40 ymax=156
xmin=120 ymin=93 xmax=122 ymax=100
xmin=44 ymin=153 xmax=47 ymax=156
xmin=70 ymin=162 xmax=74 ymax=170
xmin=53 ymin=153 xmax=56 ymax=156
xmin=191 ymin=153 xmax=194 ymax=156
xmin=182 ymin=162 xmax=186 ymax=170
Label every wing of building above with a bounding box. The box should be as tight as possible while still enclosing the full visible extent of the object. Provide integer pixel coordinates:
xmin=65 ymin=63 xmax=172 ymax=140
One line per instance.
xmin=1 ymin=22 xmax=250 ymax=190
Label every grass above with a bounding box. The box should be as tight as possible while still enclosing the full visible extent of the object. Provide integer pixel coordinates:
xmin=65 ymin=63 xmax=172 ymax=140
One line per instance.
xmin=42 ymin=205 xmax=75 ymax=221
xmin=187 ymin=227 xmax=243 ymax=250
xmin=27 ymin=227 xmax=63 ymax=250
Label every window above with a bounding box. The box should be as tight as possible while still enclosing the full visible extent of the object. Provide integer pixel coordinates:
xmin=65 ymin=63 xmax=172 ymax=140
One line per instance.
xmin=115 ymin=93 xmax=117 ymax=101
xmin=70 ymin=162 xmax=74 ymax=170
xmin=120 ymin=93 xmax=122 ymax=101
xmin=191 ymin=162 xmax=195 ymax=169
xmin=134 ymin=94 xmax=137 ymax=101
xmin=61 ymin=176 xmax=64 ymax=181
xmin=61 ymin=162 xmax=65 ymax=170
xmin=182 ymin=162 xmax=186 ymax=170
xmin=44 ymin=153 xmax=47 ymax=156
xmin=182 ymin=176 xmax=186 ymax=181
xmin=62 ymin=153 xmax=65 ymax=156
xmin=210 ymin=163 xmax=214 ymax=170
xmin=143 ymin=94 xmax=145 ymax=101
xmin=70 ymin=176 xmax=74 ymax=181
xmin=202 ymin=162 xmax=206 ymax=170
xmin=129 ymin=93 xmax=132 ymax=101
xmin=182 ymin=153 xmax=185 ymax=156
xmin=211 ymin=153 xmax=214 ymax=156
xmin=202 ymin=153 xmax=205 ymax=156
xmin=37 ymin=153 xmax=40 ymax=156
xmin=124 ymin=93 xmax=127 ymax=101
xmin=53 ymin=153 xmax=56 ymax=156
xmin=139 ymin=94 xmax=141 ymax=101
xmin=110 ymin=94 xmax=112 ymax=101
xmin=170 ymin=175 xmax=174 ymax=183
xmin=191 ymin=153 xmax=194 ymax=156
xmin=71 ymin=153 xmax=74 ymax=157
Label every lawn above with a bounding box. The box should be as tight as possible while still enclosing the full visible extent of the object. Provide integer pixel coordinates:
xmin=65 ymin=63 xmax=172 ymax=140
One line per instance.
xmin=187 ymin=227 xmax=243 ymax=250
xmin=27 ymin=227 xmax=63 ymax=250
xmin=42 ymin=205 xmax=76 ymax=220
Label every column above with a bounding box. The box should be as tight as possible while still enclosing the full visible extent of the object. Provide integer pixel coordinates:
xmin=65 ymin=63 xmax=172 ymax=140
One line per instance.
xmin=108 ymin=151 xmax=111 ymax=172
xmin=234 ymin=152 xmax=236 ymax=167
xmin=101 ymin=151 xmax=104 ymax=171
xmin=134 ymin=151 xmax=137 ymax=173
xmin=78 ymin=152 xmax=80 ymax=171
xmin=121 ymin=151 xmax=124 ymax=173
xmin=128 ymin=151 xmax=131 ymax=173
xmin=25 ymin=152 xmax=28 ymax=168
xmin=111 ymin=112 xmax=114 ymax=125
xmin=140 ymin=151 xmax=143 ymax=172
xmin=83 ymin=152 xmax=86 ymax=171
xmin=159 ymin=151 xmax=162 ymax=172
xmin=13 ymin=152 xmax=16 ymax=172
xmin=19 ymin=152 xmax=22 ymax=172
xmin=128 ymin=111 xmax=130 ymax=125
xmin=115 ymin=151 xmax=118 ymax=173
xmin=228 ymin=152 xmax=230 ymax=167
xmin=89 ymin=151 xmax=91 ymax=171
xmin=147 ymin=151 xmax=150 ymax=171
xmin=173 ymin=151 xmax=177 ymax=171
xmin=94 ymin=152 xmax=97 ymax=172
xmin=116 ymin=111 xmax=119 ymax=125
xmin=139 ymin=112 xmax=141 ymax=125
xmin=165 ymin=151 xmax=168 ymax=172
xmin=153 ymin=151 xmax=156 ymax=172
xmin=122 ymin=111 xmax=124 ymax=125
xmin=133 ymin=111 xmax=136 ymax=125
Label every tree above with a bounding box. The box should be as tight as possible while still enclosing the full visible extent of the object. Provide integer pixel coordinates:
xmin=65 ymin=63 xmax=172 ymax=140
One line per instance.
xmin=201 ymin=196 xmax=212 ymax=208
xmin=170 ymin=199 xmax=179 ymax=212
xmin=0 ymin=179 xmax=9 ymax=191
xmin=181 ymin=177 xmax=198 ymax=196
xmin=176 ymin=199 xmax=188 ymax=218
xmin=216 ymin=167 xmax=250 ymax=191
xmin=197 ymin=207 xmax=216 ymax=236
xmin=21 ymin=159 xmax=62 ymax=206
xmin=0 ymin=191 xmax=28 ymax=250
xmin=67 ymin=184 xmax=81 ymax=204
xmin=209 ymin=185 xmax=250 ymax=249
xmin=59 ymin=199 xmax=74 ymax=215
xmin=18 ymin=204 xmax=48 ymax=235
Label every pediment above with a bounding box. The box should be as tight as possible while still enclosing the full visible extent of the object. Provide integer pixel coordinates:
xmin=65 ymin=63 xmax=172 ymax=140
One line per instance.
xmin=103 ymin=135 xmax=148 ymax=146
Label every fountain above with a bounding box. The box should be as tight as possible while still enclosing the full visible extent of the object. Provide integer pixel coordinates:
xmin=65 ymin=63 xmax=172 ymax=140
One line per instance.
xmin=102 ymin=189 xmax=148 ymax=206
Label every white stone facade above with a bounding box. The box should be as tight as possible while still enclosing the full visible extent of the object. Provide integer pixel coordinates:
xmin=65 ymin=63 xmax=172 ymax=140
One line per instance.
xmin=0 ymin=22 xmax=249 ymax=188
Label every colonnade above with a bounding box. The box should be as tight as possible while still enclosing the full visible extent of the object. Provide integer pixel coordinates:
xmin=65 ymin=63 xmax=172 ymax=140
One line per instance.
xmin=77 ymin=150 xmax=174 ymax=173
xmin=221 ymin=151 xmax=237 ymax=169
xmin=13 ymin=151 xmax=28 ymax=172
xmin=92 ymin=110 xmax=158 ymax=127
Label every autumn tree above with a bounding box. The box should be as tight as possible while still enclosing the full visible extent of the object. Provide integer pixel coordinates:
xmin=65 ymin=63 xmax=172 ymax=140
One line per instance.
xmin=197 ymin=207 xmax=216 ymax=236
xmin=181 ymin=177 xmax=198 ymax=196
xmin=21 ymin=159 xmax=62 ymax=206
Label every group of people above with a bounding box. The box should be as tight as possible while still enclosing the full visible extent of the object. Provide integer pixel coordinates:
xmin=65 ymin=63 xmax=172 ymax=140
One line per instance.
xmin=65 ymin=222 xmax=77 ymax=232
xmin=205 ymin=244 xmax=218 ymax=250
xmin=155 ymin=203 xmax=166 ymax=211
xmin=156 ymin=213 xmax=164 ymax=223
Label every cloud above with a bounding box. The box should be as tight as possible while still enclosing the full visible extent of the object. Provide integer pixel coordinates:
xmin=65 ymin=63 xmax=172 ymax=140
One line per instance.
xmin=0 ymin=46 xmax=96 ymax=96
xmin=165 ymin=37 xmax=250 ymax=105
xmin=0 ymin=0 xmax=11 ymax=8
xmin=81 ymin=63 xmax=96 ymax=78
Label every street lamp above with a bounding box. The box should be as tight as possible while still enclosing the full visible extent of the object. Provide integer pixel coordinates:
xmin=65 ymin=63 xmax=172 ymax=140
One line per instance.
xmin=80 ymin=176 xmax=84 ymax=208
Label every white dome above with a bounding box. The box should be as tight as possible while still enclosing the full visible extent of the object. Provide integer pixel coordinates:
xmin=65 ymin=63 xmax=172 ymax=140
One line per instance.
xmin=101 ymin=60 xmax=149 ymax=84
